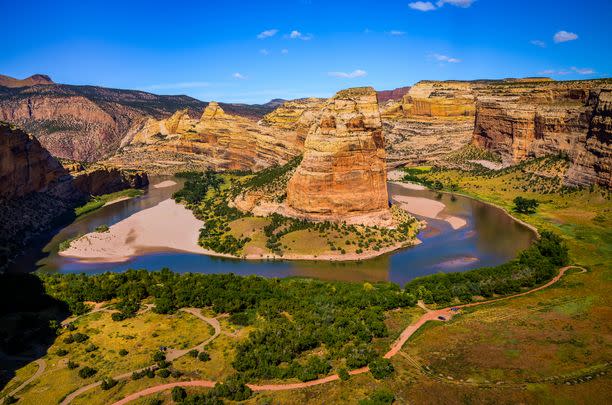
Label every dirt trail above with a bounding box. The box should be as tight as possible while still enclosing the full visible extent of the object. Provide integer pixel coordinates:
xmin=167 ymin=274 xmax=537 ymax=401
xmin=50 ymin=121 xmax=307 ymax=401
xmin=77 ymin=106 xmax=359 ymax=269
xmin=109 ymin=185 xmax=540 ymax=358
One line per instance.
xmin=60 ymin=308 xmax=220 ymax=405
xmin=2 ymin=358 xmax=46 ymax=399
xmin=110 ymin=266 xmax=585 ymax=404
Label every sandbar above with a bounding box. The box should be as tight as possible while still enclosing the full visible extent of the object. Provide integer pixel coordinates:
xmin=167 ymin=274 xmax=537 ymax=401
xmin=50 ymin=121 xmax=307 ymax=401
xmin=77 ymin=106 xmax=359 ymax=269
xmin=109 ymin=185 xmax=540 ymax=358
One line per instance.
xmin=393 ymin=195 xmax=467 ymax=230
xmin=153 ymin=180 xmax=177 ymax=188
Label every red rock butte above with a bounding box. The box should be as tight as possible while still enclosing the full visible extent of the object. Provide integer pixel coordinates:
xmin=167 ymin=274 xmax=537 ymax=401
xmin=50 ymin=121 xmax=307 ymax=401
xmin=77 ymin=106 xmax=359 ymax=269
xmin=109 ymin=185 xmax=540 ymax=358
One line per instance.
xmin=286 ymin=87 xmax=391 ymax=225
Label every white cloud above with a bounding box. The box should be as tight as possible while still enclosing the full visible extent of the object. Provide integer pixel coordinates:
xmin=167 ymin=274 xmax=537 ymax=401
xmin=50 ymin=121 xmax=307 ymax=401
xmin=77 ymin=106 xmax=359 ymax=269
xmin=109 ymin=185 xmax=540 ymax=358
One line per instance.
xmin=530 ymin=40 xmax=546 ymax=48
xmin=257 ymin=29 xmax=278 ymax=39
xmin=288 ymin=30 xmax=313 ymax=40
xmin=143 ymin=82 xmax=210 ymax=90
xmin=259 ymin=49 xmax=270 ymax=56
xmin=389 ymin=30 xmax=406 ymax=36
xmin=437 ymin=0 xmax=474 ymax=7
xmin=431 ymin=53 xmax=461 ymax=63
xmin=328 ymin=69 xmax=367 ymax=78
xmin=571 ymin=67 xmax=595 ymax=74
xmin=410 ymin=0 xmax=474 ymax=11
xmin=538 ymin=67 xmax=594 ymax=75
xmin=553 ymin=30 xmax=578 ymax=43
xmin=232 ymin=73 xmax=246 ymax=80
xmin=409 ymin=1 xmax=436 ymax=11
xmin=281 ymin=48 xmax=289 ymax=54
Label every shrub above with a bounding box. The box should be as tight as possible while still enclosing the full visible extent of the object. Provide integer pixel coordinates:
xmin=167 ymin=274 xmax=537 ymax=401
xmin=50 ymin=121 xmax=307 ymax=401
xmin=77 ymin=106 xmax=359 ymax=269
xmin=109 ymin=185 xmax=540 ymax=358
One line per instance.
xmin=56 ymin=348 xmax=69 ymax=356
xmin=188 ymin=349 xmax=199 ymax=357
xmin=172 ymin=386 xmax=187 ymax=402
xmin=152 ymin=351 xmax=166 ymax=362
xmin=73 ymin=333 xmax=89 ymax=343
xmin=359 ymin=389 xmax=395 ymax=405
xmin=198 ymin=351 xmax=211 ymax=362
xmin=146 ymin=368 xmax=155 ymax=378
xmin=513 ymin=196 xmax=539 ymax=214
xmin=85 ymin=344 xmax=98 ymax=353
xmin=119 ymin=349 xmax=128 ymax=356
xmin=67 ymin=360 xmax=79 ymax=369
xmin=157 ymin=368 xmax=171 ymax=378
xmin=369 ymin=358 xmax=394 ymax=379
xmin=3 ymin=396 xmax=18 ymax=404
xmin=78 ymin=366 xmax=97 ymax=379
xmin=101 ymin=377 xmax=118 ymax=390
xmin=338 ymin=367 xmax=350 ymax=381
xmin=66 ymin=323 xmax=77 ymax=331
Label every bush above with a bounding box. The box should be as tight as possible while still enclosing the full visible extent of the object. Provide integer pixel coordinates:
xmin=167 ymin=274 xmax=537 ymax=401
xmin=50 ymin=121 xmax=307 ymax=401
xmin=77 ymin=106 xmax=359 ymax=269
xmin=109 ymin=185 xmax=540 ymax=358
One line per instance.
xmin=85 ymin=343 xmax=98 ymax=353
xmin=172 ymin=386 xmax=187 ymax=402
xmin=338 ymin=367 xmax=350 ymax=381
xmin=513 ymin=196 xmax=539 ymax=214
xmin=152 ymin=351 xmax=166 ymax=362
xmin=119 ymin=349 xmax=128 ymax=356
xmin=369 ymin=358 xmax=394 ymax=379
xmin=198 ymin=351 xmax=211 ymax=362
xmin=56 ymin=348 xmax=69 ymax=356
xmin=146 ymin=368 xmax=155 ymax=378
xmin=3 ymin=396 xmax=18 ymax=404
xmin=157 ymin=359 xmax=171 ymax=369
xmin=101 ymin=377 xmax=118 ymax=390
xmin=66 ymin=323 xmax=77 ymax=331
xmin=188 ymin=349 xmax=199 ymax=358
xmin=78 ymin=366 xmax=97 ymax=379
xmin=67 ymin=360 xmax=79 ymax=369
xmin=73 ymin=333 xmax=89 ymax=343
xmin=157 ymin=368 xmax=171 ymax=378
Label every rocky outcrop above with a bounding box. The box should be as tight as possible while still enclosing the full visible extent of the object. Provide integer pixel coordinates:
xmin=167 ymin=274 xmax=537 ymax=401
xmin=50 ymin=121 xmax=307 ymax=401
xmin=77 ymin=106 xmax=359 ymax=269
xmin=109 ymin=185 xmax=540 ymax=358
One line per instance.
xmin=286 ymin=87 xmax=391 ymax=225
xmin=260 ymin=97 xmax=326 ymax=144
xmin=109 ymin=102 xmax=303 ymax=173
xmin=380 ymin=81 xmax=476 ymax=166
xmin=0 ymin=74 xmax=54 ymax=88
xmin=472 ymin=79 xmax=612 ymax=188
xmin=0 ymin=123 xmax=148 ymax=269
xmin=377 ymin=86 xmax=411 ymax=103
xmin=0 ymin=122 xmax=66 ymax=200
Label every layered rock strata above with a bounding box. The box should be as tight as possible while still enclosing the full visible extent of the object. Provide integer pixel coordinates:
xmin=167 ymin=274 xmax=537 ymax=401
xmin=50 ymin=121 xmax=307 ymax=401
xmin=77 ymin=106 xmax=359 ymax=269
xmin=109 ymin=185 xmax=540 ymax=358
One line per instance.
xmin=286 ymin=87 xmax=391 ymax=225
xmin=109 ymin=102 xmax=303 ymax=173
xmin=471 ymin=79 xmax=612 ymax=188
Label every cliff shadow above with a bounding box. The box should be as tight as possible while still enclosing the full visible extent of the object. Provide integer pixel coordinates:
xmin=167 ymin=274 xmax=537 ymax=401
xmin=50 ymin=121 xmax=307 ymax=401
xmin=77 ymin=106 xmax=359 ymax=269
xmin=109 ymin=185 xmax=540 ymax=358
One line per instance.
xmin=0 ymin=272 xmax=69 ymax=394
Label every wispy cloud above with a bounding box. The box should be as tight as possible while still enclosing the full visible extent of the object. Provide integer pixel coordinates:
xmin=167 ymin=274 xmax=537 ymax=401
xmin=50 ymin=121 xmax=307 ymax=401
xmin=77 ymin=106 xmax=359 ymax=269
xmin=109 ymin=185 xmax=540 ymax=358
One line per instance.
xmin=232 ymin=72 xmax=246 ymax=80
xmin=328 ymin=69 xmax=367 ymax=78
xmin=259 ymin=49 xmax=270 ymax=56
xmin=288 ymin=30 xmax=313 ymax=40
xmin=409 ymin=0 xmax=474 ymax=11
xmin=539 ymin=67 xmax=594 ymax=75
xmin=553 ymin=30 xmax=578 ymax=43
xmin=409 ymin=1 xmax=436 ymax=11
xmin=257 ymin=29 xmax=278 ymax=39
xmin=530 ymin=40 xmax=546 ymax=48
xmin=143 ymin=82 xmax=210 ymax=90
xmin=431 ymin=53 xmax=461 ymax=63
xmin=281 ymin=48 xmax=289 ymax=54
xmin=388 ymin=30 xmax=406 ymax=36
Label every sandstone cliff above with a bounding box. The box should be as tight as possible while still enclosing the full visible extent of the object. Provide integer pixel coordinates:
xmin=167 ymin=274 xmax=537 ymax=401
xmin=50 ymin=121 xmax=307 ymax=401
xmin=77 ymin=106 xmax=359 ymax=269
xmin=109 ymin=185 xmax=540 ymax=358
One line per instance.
xmin=472 ymin=79 xmax=612 ymax=188
xmin=259 ymin=97 xmax=326 ymax=144
xmin=377 ymin=86 xmax=411 ymax=103
xmin=286 ymin=87 xmax=391 ymax=225
xmin=109 ymin=102 xmax=303 ymax=173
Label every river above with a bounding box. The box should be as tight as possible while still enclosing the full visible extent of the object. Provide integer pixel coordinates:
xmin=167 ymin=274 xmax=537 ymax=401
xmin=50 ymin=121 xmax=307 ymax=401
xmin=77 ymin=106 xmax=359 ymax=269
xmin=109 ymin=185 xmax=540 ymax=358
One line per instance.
xmin=7 ymin=178 xmax=536 ymax=285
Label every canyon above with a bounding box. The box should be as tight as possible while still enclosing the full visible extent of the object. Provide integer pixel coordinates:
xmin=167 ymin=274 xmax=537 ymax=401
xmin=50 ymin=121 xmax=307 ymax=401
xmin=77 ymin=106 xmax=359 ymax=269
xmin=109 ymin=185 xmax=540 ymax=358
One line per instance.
xmin=0 ymin=121 xmax=147 ymax=269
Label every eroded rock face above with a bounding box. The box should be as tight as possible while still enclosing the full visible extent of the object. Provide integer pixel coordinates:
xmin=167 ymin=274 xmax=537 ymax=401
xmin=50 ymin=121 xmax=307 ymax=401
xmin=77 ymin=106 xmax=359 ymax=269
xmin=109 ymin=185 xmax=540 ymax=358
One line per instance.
xmin=110 ymin=102 xmax=302 ymax=173
xmin=260 ymin=98 xmax=326 ymax=145
xmin=401 ymin=81 xmax=476 ymax=117
xmin=286 ymin=87 xmax=391 ymax=224
xmin=472 ymin=80 xmax=612 ymax=188
xmin=0 ymin=122 xmax=66 ymax=200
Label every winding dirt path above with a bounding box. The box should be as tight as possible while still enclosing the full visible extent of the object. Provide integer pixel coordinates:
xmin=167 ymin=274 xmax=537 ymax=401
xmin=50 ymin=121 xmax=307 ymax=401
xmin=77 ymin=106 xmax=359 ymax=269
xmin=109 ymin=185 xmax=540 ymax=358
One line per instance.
xmin=60 ymin=308 xmax=221 ymax=405
xmin=111 ymin=266 xmax=585 ymax=404
xmin=2 ymin=358 xmax=46 ymax=399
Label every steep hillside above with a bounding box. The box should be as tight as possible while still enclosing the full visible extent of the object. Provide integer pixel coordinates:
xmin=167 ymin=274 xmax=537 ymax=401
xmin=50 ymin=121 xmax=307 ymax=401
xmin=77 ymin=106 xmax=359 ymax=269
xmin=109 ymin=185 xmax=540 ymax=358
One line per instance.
xmin=0 ymin=80 xmax=276 ymax=162
xmin=377 ymin=86 xmax=411 ymax=102
xmin=0 ymin=73 xmax=54 ymax=88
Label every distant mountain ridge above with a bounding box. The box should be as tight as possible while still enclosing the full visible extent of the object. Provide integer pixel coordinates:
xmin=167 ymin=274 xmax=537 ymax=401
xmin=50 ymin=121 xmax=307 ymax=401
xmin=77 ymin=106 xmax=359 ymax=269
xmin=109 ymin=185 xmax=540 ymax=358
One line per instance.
xmin=0 ymin=74 xmax=54 ymax=88
xmin=0 ymin=76 xmax=278 ymax=161
xmin=377 ymin=86 xmax=411 ymax=102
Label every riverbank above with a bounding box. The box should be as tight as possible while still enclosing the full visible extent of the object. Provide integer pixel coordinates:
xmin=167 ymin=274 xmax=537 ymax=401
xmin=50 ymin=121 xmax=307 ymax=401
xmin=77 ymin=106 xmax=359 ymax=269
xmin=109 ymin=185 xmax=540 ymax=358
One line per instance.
xmin=392 ymin=194 xmax=467 ymax=230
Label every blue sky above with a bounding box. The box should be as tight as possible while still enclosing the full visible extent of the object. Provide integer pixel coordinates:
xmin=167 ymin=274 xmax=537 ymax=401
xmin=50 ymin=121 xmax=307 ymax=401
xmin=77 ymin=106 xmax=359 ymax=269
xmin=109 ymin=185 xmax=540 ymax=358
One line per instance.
xmin=1 ymin=0 xmax=610 ymax=103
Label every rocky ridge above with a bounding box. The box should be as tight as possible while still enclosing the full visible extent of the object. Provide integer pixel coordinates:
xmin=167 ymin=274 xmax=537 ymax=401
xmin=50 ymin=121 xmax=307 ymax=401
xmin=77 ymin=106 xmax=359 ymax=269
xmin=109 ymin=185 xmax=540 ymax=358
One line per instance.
xmin=0 ymin=74 xmax=54 ymax=88
xmin=286 ymin=87 xmax=391 ymax=225
xmin=107 ymin=102 xmax=303 ymax=173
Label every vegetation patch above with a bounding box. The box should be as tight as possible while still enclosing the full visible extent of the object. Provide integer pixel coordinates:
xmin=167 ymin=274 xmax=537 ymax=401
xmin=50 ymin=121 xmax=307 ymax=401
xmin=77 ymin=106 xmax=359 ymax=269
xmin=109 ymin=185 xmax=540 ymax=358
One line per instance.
xmin=75 ymin=189 xmax=143 ymax=217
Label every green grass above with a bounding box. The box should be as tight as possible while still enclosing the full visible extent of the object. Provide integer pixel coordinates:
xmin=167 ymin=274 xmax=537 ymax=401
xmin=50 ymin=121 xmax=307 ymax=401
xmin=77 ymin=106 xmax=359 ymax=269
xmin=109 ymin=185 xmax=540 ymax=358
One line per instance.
xmin=75 ymin=189 xmax=143 ymax=217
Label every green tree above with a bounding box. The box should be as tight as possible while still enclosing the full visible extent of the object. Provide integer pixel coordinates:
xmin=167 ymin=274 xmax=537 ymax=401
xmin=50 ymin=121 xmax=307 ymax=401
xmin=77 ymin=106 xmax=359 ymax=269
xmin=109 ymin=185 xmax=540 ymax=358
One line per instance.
xmin=513 ymin=196 xmax=539 ymax=214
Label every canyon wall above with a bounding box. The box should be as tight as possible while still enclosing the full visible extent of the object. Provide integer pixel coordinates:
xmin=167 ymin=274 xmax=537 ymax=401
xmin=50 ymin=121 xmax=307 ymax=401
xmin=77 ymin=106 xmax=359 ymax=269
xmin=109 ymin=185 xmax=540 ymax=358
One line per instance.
xmin=0 ymin=122 xmax=148 ymax=269
xmin=286 ymin=87 xmax=391 ymax=225
xmin=109 ymin=102 xmax=303 ymax=173
xmin=472 ymin=79 xmax=612 ymax=188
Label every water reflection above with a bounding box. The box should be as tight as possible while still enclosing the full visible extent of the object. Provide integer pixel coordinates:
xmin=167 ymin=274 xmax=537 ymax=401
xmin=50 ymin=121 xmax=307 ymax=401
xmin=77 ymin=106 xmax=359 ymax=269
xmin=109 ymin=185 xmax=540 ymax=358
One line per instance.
xmin=8 ymin=178 xmax=536 ymax=285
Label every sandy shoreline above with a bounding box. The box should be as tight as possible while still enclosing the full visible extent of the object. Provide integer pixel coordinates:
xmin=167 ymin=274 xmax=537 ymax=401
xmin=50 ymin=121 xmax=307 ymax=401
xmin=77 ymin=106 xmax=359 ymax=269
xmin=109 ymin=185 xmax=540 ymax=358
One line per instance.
xmin=60 ymin=198 xmax=422 ymax=263
xmin=392 ymin=195 xmax=467 ymax=230
xmin=153 ymin=180 xmax=177 ymax=188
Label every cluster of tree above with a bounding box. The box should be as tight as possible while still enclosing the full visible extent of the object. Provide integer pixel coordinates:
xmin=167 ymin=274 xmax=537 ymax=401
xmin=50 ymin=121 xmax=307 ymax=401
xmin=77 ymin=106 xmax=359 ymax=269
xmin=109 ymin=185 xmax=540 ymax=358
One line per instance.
xmin=404 ymin=231 xmax=568 ymax=305
xmin=513 ymin=196 xmax=540 ymax=214
xmin=237 ymin=156 xmax=302 ymax=198
xmin=176 ymin=375 xmax=252 ymax=404
xmin=173 ymin=169 xmax=222 ymax=204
